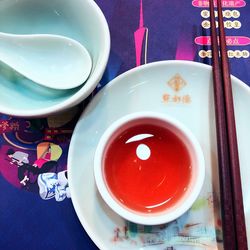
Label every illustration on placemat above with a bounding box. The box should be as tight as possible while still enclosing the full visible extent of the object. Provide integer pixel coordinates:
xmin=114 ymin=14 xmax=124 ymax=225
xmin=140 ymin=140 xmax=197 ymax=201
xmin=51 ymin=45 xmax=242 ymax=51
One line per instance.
xmin=33 ymin=142 xmax=62 ymax=171
xmin=6 ymin=142 xmax=62 ymax=187
xmin=7 ymin=148 xmax=29 ymax=166
xmin=0 ymin=110 xmax=81 ymax=202
xmin=38 ymin=170 xmax=70 ymax=202
xmin=4 ymin=142 xmax=70 ymax=202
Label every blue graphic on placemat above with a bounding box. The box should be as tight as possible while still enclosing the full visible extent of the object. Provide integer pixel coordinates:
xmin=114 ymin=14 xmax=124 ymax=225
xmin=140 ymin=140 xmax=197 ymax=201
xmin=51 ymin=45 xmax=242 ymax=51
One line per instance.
xmin=38 ymin=170 xmax=70 ymax=202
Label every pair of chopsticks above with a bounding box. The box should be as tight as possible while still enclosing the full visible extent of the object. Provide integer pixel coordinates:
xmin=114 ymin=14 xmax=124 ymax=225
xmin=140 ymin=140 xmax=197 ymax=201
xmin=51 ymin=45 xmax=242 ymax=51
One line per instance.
xmin=209 ymin=0 xmax=248 ymax=249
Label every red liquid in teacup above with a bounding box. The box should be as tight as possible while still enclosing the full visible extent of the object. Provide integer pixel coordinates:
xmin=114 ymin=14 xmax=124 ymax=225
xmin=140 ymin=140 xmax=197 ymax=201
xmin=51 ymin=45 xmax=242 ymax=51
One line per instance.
xmin=104 ymin=123 xmax=192 ymax=214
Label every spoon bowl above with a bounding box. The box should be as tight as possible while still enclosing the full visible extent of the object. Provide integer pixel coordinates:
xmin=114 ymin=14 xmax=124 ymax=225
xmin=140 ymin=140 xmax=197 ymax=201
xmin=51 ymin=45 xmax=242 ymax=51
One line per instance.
xmin=0 ymin=32 xmax=92 ymax=89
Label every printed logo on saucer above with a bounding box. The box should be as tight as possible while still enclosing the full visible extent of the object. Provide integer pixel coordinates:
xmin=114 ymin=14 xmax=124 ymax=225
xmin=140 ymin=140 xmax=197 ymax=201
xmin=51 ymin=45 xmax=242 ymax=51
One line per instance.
xmin=162 ymin=74 xmax=191 ymax=105
xmin=167 ymin=73 xmax=187 ymax=92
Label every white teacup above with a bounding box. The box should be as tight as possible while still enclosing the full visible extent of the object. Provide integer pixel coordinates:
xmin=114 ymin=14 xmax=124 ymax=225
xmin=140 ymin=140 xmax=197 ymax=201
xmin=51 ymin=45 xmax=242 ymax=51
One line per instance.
xmin=94 ymin=111 xmax=205 ymax=225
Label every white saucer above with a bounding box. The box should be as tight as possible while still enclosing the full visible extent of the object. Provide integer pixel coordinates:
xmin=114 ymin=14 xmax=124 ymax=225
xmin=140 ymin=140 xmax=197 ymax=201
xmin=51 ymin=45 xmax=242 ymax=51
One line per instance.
xmin=68 ymin=61 xmax=250 ymax=250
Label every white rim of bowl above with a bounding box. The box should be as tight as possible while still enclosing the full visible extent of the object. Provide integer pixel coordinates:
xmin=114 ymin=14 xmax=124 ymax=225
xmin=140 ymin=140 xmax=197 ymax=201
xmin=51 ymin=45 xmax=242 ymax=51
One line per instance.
xmin=94 ymin=111 xmax=205 ymax=225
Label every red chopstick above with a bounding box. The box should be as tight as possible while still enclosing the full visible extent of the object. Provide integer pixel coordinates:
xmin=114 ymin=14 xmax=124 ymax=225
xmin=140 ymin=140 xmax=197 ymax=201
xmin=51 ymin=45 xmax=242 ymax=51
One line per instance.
xmin=209 ymin=0 xmax=248 ymax=249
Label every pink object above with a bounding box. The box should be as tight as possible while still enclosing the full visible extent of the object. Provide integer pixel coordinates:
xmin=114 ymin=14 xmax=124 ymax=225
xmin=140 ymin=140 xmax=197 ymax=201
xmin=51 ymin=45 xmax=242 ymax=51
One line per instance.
xmin=175 ymin=37 xmax=196 ymax=60
xmin=134 ymin=0 xmax=148 ymax=66
xmin=33 ymin=152 xmax=51 ymax=168
xmin=192 ymin=0 xmax=246 ymax=8
xmin=195 ymin=36 xmax=250 ymax=46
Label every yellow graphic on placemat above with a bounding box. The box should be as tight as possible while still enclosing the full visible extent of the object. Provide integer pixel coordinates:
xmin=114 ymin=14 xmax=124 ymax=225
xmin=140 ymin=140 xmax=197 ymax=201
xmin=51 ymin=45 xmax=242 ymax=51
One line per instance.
xmin=37 ymin=142 xmax=62 ymax=161
xmin=167 ymin=73 xmax=187 ymax=92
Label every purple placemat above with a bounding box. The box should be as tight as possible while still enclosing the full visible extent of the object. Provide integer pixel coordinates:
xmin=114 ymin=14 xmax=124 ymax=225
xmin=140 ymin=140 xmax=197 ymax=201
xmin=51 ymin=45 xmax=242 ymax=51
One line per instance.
xmin=0 ymin=1 xmax=249 ymax=249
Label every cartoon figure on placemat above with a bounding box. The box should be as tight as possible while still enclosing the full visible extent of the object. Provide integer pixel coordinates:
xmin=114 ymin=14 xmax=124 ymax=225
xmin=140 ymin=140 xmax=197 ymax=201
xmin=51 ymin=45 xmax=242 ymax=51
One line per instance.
xmin=35 ymin=142 xmax=71 ymax=202
xmin=6 ymin=142 xmax=63 ymax=187
xmin=0 ymin=110 xmax=78 ymax=201
xmin=7 ymin=148 xmax=29 ymax=166
xmin=38 ymin=170 xmax=70 ymax=202
xmin=33 ymin=142 xmax=62 ymax=172
xmin=6 ymin=148 xmax=31 ymax=186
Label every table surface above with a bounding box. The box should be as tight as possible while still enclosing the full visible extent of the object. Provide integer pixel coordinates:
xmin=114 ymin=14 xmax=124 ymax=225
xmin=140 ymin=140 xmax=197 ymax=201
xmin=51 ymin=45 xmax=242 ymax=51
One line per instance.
xmin=0 ymin=1 xmax=250 ymax=249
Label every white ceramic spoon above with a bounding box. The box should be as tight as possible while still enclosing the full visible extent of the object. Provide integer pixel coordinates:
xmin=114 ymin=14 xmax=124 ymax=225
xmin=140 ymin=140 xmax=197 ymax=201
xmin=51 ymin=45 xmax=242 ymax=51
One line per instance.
xmin=0 ymin=32 xmax=92 ymax=89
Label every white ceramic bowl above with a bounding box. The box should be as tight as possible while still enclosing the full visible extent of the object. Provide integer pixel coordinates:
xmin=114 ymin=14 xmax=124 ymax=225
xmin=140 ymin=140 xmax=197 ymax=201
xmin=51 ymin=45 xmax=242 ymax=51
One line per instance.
xmin=0 ymin=0 xmax=110 ymax=117
xmin=94 ymin=111 xmax=205 ymax=225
